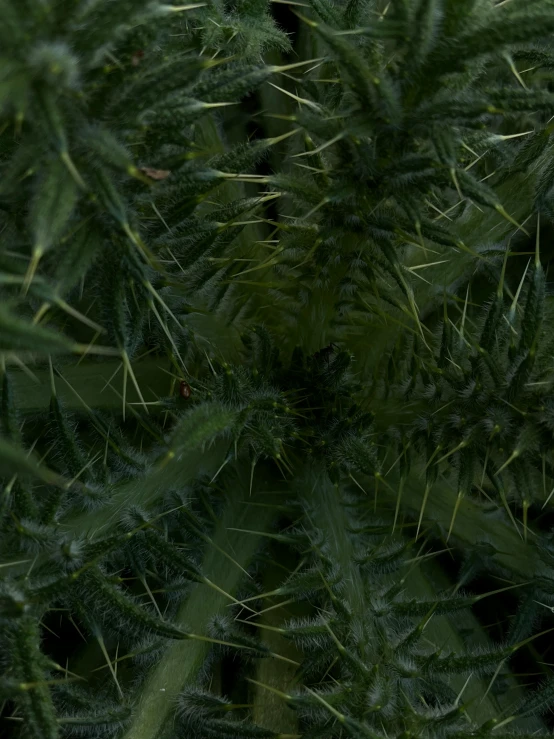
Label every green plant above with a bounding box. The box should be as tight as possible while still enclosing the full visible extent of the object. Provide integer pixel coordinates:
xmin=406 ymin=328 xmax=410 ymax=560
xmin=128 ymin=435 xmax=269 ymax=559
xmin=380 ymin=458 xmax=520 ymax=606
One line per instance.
xmin=3 ymin=0 xmax=554 ymax=737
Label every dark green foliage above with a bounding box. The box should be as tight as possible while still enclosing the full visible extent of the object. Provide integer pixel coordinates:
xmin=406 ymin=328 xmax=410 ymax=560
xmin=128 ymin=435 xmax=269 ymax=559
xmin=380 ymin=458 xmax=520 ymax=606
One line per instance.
xmin=3 ymin=1 xmax=554 ymax=739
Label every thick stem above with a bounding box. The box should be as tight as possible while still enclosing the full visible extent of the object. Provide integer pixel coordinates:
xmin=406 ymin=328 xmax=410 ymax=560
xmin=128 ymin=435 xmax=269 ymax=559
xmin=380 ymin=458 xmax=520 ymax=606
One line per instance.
xmin=412 ymin=561 xmax=545 ymax=731
xmin=61 ymin=440 xmax=228 ymax=537
xmin=388 ymin=468 xmax=545 ymax=580
xmin=303 ymin=466 xmax=544 ymax=726
xmin=251 ymin=543 xmax=303 ymax=734
xmin=122 ymin=465 xmax=279 ymax=739
xmin=251 ymin=608 xmax=300 ymax=734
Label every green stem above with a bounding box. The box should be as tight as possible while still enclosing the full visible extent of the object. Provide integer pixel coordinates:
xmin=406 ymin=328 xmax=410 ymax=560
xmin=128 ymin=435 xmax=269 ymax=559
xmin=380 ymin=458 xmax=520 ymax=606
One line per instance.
xmin=382 ymin=468 xmax=550 ymax=581
xmin=302 ymin=468 xmax=366 ymax=620
xmin=122 ymin=465 xmax=279 ymax=739
xmin=251 ymin=608 xmax=300 ymax=734
xmin=304 ymin=466 xmax=544 ymax=727
xmin=251 ymin=543 xmax=303 ymax=733
xmin=10 ymin=359 xmax=168 ymax=412
xmin=61 ymin=441 xmax=228 ymax=537
xmin=412 ymin=561 xmax=545 ymax=731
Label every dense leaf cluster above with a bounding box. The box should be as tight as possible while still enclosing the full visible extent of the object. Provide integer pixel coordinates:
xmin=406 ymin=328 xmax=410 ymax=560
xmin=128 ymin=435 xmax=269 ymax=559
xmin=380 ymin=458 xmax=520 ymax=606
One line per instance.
xmin=3 ymin=1 xmax=554 ymax=739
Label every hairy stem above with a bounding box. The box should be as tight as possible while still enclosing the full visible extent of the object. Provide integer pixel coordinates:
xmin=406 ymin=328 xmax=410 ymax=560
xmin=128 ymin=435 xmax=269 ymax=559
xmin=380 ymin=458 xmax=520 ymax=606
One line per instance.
xmin=122 ymin=465 xmax=279 ymax=739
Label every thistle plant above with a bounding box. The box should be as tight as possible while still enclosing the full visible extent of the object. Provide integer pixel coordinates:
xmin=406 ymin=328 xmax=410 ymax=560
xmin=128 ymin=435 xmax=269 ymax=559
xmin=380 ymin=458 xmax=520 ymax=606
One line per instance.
xmin=4 ymin=0 xmax=554 ymax=738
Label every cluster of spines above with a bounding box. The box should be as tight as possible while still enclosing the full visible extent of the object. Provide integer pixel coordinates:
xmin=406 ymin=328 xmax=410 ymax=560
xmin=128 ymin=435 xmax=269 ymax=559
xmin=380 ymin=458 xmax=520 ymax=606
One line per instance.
xmin=173 ymin=479 xmax=554 ymax=739
xmin=394 ymin=220 xmax=554 ymax=540
xmin=269 ymin=0 xmax=554 ymax=344
xmin=4 ymin=0 xmax=554 ymax=737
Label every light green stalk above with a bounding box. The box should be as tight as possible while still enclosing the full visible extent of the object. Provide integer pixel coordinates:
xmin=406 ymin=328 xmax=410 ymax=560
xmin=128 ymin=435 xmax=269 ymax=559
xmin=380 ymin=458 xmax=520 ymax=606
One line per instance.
xmin=122 ymin=466 xmax=279 ymax=739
